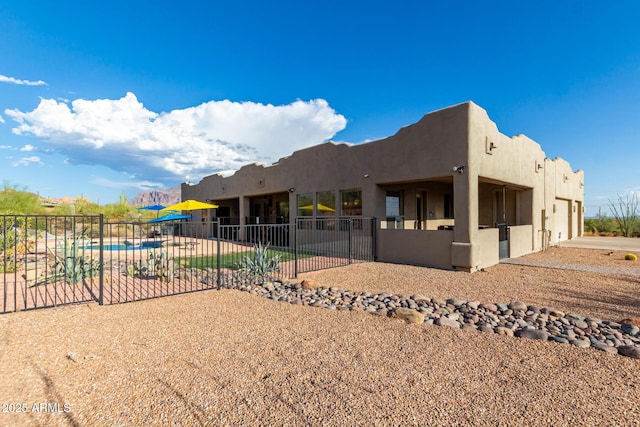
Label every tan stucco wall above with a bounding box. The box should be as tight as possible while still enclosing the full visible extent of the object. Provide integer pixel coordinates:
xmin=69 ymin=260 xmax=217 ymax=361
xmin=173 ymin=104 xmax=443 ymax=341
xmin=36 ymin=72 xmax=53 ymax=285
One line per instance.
xmin=377 ymin=229 xmax=453 ymax=269
xmin=477 ymin=228 xmax=500 ymax=269
xmin=183 ymin=101 xmax=584 ymax=270
xmin=509 ymin=224 xmax=534 ymax=258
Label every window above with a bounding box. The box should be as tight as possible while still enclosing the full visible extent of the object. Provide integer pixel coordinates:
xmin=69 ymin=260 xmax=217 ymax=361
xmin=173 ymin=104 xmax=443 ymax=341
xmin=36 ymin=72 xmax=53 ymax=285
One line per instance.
xmin=340 ymin=188 xmax=362 ymax=216
xmin=316 ymin=190 xmax=336 ymax=217
xmin=385 ymin=191 xmax=402 ymax=217
xmin=444 ymin=194 xmax=454 ymax=219
xmin=297 ymin=193 xmax=313 ymax=229
xmin=385 ymin=191 xmax=403 ymax=229
xmin=316 ymin=190 xmax=336 ymax=230
xmin=297 ymin=193 xmax=313 ymax=217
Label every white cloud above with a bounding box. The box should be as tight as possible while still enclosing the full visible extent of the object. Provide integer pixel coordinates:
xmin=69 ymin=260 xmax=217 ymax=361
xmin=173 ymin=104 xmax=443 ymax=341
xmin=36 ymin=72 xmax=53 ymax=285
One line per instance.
xmin=11 ymin=156 xmax=44 ymax=167
xmin=92 ymin=176 xmax=165 ymax=191
xmin=0 ymin=74 xmax=47 ymax=86
xmin=0 ymin=115 xmax=5 ymax=123
xmin=5 ymin=92 xmax=347 ymax=184
xmin=20 ymin=144 xmax=35 ymax=152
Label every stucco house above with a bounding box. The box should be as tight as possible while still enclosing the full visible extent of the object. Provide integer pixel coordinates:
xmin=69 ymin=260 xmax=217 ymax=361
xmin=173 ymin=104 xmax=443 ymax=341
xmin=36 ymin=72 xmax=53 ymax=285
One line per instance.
xmin=182 ymin=101 xmax=584 ymax=272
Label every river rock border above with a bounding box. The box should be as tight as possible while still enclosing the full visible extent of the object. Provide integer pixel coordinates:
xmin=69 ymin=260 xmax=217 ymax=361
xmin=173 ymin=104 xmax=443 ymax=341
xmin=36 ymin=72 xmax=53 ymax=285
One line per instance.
xmin=221 ymin=278 xmax=640 ymax=359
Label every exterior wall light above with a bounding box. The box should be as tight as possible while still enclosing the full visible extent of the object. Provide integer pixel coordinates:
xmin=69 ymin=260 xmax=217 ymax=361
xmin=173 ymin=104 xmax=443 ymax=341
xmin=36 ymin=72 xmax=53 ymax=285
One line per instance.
xmin=453 ymin=165 xmax=466 ymax=174
xmin=288 ymin=188 xmax=296 ymax=193
xmin=485 ymin=137 xmax=497 ymax=154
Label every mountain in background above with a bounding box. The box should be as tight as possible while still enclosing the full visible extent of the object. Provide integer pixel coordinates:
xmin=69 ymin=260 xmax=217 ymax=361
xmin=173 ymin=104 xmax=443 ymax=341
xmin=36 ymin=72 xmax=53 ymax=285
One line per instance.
xmin=129 ymin=185 xmax=181 ymax=207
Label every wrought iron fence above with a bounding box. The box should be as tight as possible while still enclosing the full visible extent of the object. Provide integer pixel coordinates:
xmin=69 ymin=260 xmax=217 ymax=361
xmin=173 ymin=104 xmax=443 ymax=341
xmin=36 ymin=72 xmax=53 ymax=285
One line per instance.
xmin=0 ymin=215 xmax=376 ymax=313
xmin=0 ymin=215 xmax=103 ymax=313
xmin=294 ymin=217 xmax=376 ymax=275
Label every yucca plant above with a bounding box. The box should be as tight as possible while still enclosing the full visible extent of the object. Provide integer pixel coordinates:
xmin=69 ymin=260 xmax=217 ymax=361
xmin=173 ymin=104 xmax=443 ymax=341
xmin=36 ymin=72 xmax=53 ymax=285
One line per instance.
xmin=236 ymin=242 xmax=281 ymax=284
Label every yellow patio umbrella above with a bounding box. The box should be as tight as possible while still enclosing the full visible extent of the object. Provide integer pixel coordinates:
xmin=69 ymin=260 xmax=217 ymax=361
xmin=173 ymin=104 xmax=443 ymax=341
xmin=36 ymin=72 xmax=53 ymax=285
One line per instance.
xmin=299 ymin=204 xmax=336 ymax=213
xmin=162 ymin=199 xmax=219 ymax=211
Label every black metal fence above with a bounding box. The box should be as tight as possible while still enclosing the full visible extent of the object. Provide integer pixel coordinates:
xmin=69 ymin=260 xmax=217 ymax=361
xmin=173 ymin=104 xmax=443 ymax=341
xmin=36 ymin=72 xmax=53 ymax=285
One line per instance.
xmin=0 ymin=214 xmax=375 ymax=313
xmin=0 ymin=215 xmax=104 ymax=314
xmin=294 ymin=217 xmax=376 ymax=275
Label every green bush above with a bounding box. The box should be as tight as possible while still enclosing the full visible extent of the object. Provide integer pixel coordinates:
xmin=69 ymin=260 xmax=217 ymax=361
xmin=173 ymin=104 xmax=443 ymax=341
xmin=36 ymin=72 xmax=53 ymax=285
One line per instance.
xmin=584 ymin=215 xmax=617 ymax=235
xmin=624 ymin=253 xmax=637 ymax=261
xmin=0 ymin=217 xmax=36 ymax=273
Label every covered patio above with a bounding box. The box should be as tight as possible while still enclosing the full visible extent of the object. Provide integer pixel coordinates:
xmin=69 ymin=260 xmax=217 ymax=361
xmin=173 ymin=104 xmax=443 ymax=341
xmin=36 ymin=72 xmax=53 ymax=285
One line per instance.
xmin=375 ymin=177 xmax=535 ymax=271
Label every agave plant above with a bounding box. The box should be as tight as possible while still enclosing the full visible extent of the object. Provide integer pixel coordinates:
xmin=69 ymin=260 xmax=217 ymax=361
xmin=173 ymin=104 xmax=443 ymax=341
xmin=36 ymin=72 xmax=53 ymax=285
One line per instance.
xmin=44 ymin=236 xmax=100 ymax=285
xmin=236 ymin=242 xmax=281 ymax=284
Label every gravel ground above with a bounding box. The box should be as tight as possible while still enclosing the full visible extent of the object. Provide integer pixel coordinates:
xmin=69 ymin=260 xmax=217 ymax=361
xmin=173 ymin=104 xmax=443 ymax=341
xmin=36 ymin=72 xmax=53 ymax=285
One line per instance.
xmin=300 ymin=248 xmax=640 ymax=322
xmin=1 ymin=247 xmax=639 ymax=426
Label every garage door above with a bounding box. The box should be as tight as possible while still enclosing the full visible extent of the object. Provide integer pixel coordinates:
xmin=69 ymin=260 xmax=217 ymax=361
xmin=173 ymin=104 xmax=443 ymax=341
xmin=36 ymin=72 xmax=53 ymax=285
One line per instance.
xmin=554 ymin=198 xmax=570 ymax=242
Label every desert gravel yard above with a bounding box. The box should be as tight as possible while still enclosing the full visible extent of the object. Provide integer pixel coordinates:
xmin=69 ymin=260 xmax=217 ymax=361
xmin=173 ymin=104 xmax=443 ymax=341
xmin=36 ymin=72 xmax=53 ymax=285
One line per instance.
xmin=1 ymin=247 xmax=639 ymax=426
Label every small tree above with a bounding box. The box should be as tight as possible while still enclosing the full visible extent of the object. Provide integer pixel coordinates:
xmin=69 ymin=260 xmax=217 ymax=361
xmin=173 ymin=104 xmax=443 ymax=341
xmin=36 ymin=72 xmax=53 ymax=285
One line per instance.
xmin=608 ymin=193 xmax=639 ymax=237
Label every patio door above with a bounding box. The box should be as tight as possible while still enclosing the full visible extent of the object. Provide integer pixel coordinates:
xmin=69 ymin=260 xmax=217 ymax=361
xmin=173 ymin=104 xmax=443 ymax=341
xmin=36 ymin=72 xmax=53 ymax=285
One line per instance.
xmin=495 ymin=186 xmax=509 ymax=259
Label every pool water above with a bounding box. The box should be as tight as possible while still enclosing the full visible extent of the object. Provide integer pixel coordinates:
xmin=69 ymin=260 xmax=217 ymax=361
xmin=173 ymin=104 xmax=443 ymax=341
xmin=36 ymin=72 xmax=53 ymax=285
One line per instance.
xmin=85 ymin=241 xmax=164 ymax=251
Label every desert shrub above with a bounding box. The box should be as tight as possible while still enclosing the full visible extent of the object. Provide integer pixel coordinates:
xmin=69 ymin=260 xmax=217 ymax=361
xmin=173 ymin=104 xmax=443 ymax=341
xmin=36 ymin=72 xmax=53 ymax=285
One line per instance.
xmin=0 ymin=217 xmax=37 ymax=273
xmin=624 ymin=253 xmax=637 ymax=261
xmin=585 ymin=210 xmax=617 ymax=235
xmin=0 ymin=188 xmax=43 ymax=214
xmin=609 ymin=194 xmax=639 ymax=237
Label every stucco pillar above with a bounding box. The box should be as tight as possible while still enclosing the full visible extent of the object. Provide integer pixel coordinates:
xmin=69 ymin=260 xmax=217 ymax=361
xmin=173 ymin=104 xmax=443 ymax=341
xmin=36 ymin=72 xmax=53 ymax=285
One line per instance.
xmin=238 ymin=196 xmax=250 ymax=240
xmin=451 ymin=171 xmax=479 ymax=271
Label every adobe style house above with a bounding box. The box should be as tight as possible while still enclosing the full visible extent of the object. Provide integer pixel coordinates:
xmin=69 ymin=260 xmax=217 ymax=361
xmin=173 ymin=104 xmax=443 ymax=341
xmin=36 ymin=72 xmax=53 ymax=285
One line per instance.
xmin=182 ymin=101 xmax=584 ymax=271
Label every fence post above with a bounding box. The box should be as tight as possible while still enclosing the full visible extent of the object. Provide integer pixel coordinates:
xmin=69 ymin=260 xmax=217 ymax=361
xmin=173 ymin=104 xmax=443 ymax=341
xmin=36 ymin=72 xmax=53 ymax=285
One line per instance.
xmin=216 ymin=221 xmax=221 ymax=289
xmin=371 ymin=217 xmax=377 ymax=262
xmin=294 ymin=219 xmax=298 ymax=278
xmin=98 ymin=214 xmax=104 ymax=305
xmin=348 ymin=217 xmax=353 ymax=265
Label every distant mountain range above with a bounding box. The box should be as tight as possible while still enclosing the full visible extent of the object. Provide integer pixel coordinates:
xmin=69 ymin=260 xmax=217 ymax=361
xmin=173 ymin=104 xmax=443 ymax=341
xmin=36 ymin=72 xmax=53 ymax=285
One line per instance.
xmin=129 ymin=185 xmax=181 ymax=207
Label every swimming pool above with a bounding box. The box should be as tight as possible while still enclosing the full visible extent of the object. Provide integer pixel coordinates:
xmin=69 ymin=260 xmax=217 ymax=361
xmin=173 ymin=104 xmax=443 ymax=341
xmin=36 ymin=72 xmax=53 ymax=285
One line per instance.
xmin=84 ymin=241 xmax=164 ymax=251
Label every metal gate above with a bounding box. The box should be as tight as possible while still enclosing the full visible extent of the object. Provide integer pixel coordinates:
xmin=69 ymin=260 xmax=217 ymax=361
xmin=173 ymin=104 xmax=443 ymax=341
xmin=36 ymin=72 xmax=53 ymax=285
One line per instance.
xmin=496 ymin=222 xmax=510 ymax=260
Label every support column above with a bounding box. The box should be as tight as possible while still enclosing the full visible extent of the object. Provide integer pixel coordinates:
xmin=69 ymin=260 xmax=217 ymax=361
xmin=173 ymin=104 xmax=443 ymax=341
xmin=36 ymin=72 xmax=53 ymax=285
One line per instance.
xmin=238 ymin=196 xmax=250 ymax=240
xmin=451 ymin=171 xmax=479 ymax=271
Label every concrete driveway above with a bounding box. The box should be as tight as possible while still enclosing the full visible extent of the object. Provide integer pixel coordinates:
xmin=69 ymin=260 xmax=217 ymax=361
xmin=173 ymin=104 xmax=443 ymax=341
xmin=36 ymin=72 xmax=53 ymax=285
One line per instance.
xmin=559 ymin=236 xmax=640 ymax=252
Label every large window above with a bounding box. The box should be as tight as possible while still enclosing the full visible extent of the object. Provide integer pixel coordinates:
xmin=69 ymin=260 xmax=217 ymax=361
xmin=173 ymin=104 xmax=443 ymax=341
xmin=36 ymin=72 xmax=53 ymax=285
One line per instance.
xmin=297 ymin=193 xmax=313 ymax=217
xmin=316 ymin=190 xmax=336 ymax=217
xmin=297 ymin=193 xmax=313 ymax=229
xmin=340 ymin=188 xmax=362 ymax=216
xmin=315 ymin=190 xmax=336 ymax=230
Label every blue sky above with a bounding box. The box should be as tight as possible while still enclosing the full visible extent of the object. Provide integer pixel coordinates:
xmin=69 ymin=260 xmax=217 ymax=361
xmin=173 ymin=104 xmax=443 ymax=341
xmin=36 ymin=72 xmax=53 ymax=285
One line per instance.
xmin=0 ymin=1 xmax=638 ymax=216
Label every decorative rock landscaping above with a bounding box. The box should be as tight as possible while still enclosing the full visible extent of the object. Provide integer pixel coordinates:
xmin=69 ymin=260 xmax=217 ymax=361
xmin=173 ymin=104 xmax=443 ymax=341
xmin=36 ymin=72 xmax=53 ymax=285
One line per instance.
xmin=221 ymin=278 xmax=640 ymax=359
